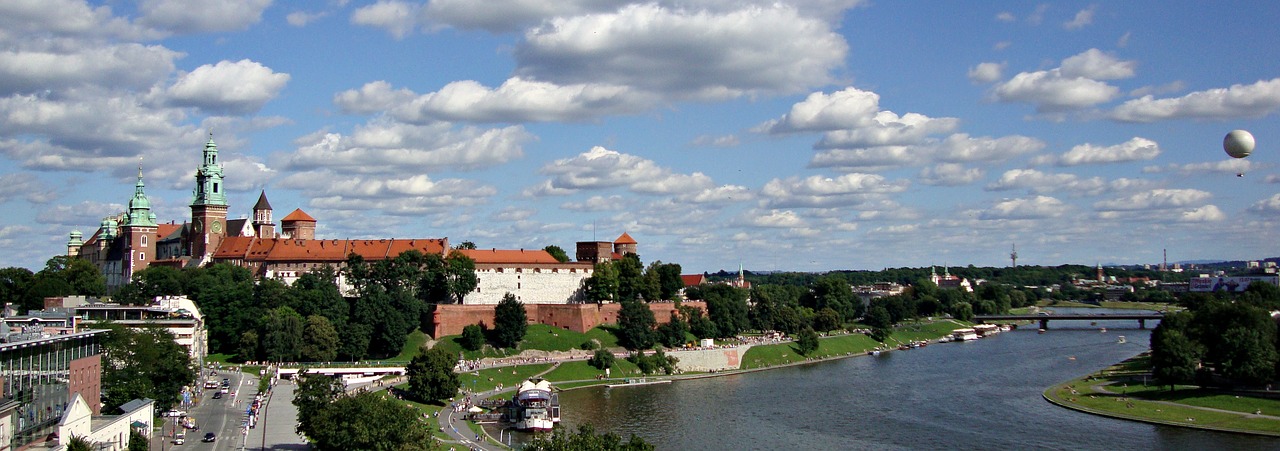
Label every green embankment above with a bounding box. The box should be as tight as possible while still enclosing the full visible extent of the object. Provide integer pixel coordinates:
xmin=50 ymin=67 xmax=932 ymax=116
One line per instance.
xmin=740 ymin=320 xmax=965 ymax=369
xmin=1044 ymin=354 xmax=1280 ymax=436
xmin=431 ymin=324 xmax=618 ymax=360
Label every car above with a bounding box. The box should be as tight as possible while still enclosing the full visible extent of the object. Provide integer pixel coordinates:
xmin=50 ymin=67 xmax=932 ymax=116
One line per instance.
xmin=202 ymin=433 xmax=216 ymax=443
xmin=163 ymin=410 xmax=187 ymax=417
xmin=212 ymin=391 xmax=222 ymax=399
xmin=173 ymin=434 xmax=185 ymax=445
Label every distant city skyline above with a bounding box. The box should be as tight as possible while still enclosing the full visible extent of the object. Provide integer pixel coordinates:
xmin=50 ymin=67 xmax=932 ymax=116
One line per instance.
xmin=2 ymin=1 xmax=1279 ymax=273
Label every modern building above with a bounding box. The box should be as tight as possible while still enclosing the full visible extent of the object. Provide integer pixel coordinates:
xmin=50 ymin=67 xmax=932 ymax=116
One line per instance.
xmin=0 ymin=329 xmax=104 ymax=449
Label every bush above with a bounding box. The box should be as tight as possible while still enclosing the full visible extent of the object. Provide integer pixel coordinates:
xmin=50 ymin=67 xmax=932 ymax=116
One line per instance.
xmin=579 ymin=340 xmax=598 ymax=351
xmin=588 ymin=349 xmax=614 ymax=370
xmin=461 ymin=324 xmax=486 ymax=351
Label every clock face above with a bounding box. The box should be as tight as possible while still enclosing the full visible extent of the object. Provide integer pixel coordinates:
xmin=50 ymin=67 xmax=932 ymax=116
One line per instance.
xmin=211 ymin=220 xmax=222 ymax=233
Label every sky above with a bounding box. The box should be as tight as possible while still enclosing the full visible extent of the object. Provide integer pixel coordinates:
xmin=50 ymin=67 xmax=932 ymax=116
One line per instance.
xmin=3 ymin=1 xmax=1280 ymax=274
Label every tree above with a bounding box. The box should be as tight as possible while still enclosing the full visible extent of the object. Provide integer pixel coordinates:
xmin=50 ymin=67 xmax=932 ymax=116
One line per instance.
xmin=238 ymin=330 xmax=260 ymax=362
xmin=864 ymin=305 xmax=892 ymax=330
xmin=795 ymin=327 xmax=819 ymax=356
xmin=406 ymin=348 xmax=461 ymax=403
xmin=444 ymin=252 xmax=479 ymax=304
xmin=304 ymin=391 xmax=435 ymax=451
xmin=261 ymin=306 xmax=305 ymax=362
xmin=461 ymin=324 xmax=486 ymax=351
xmin=493 ymin=293 xmax=528 ymax=348
xmin=128 ymin=428 xmax=149 ymax=451
xmin=293 ymin=370 xmax=346 ymax=438
xmin=114 ymin=265 xmax=184 ymax=305
xmin=869 ymin=327 xmax=890 ymax=343
xmin=655 ymin=312 xmax=689 ymax=348
xmin=65 ymin=435 xmax=93 ymax=451
xmin=524 ymin=424 xmax=654 ymax=451
xmin=801 ymin=276 xmax=862 ymax=322
xmin=589 ymin=348 xmax=615 ymax=370
xmin=615 ymin=254 xmax=646 ymax=302
xmin=813 ymin=307 xmax=841 ymax=332
xmin=702 ymin=284 xmax=750 ymax=338
xmin=1150 ymin=328 xmax=1200 ymax=390
xmin=950 ymin=301 xmax=974 ymax=322
xmin=544 ymin=245 xmax=570 ymax=263
xmin=456 ymin=241 xmax=477 ymax=250
xmin=616 ymin=300 xmax=656 ymax=350
xmin=1220 ymin=327 xmax=1278 ymax=385
xmin=584 ymin=262 xmax=620 ymax=304
xmin=654 ymin=262 xmax=684 ymax=301
xmin=99 ymin=325 xmax=195 ymax=411
xmin=301 ymin=315 xmax=340 ymax=362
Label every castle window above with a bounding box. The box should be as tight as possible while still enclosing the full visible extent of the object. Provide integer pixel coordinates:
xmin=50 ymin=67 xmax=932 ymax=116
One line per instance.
xmin=141 ymin=235 xmax=148 ymax=247
xmin=213 ymin=183 xmax=219 ymax=193
xmin=139 ymin=253 xmax=145 ymax=261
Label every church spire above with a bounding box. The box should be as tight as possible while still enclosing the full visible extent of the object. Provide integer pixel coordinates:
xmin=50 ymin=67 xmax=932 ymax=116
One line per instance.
xmin=125 ymin=159 xmax=157 ymax=227
xmin=192 ymin=133 xmax=227 ymax=207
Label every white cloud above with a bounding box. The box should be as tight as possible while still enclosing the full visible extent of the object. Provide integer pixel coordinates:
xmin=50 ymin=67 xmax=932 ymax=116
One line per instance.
xmin=384 ymin=78 xmax=650 ymax=123
xmin=979 ymin=196 xmax=1066 ymax=220
xmin=0 ymin=173 xmax=57 ymax=203
xmin=0 ymin=0 xmax=156 ymax=40
xmin=741 ymin=209 xmax=805 ymax=228
xmin=919 ymin=164 xmax=983 ymax=186
xmin=1179 ymin=205 xmax=1224 ymax=222
xmin=0 ymin=43 xmax=180 ymax=95
xmin=286 ymin=121 xmax=531 ymax=173
xmin=536 ymin=146 xmax=722 ymax=196
xmin=334 ymin=81 xmax=417 ymax=114
xmin=758 ymin=87 xmax=958 ymax=149
xmin=1094 ymin=189 xmax=1211 ymax=211
xmin=1142 ymin=159 xmax=1254 ymax=176
xmin=1248 ymin=194 xmax=1280 ymax=216
xmin=690 ymin=134 xmax=740 ymax=148
xmin=995 ymin=12 xmax=1015 ymax=22
xmin=1062 ymin=5 xmax=1096 ymax=30
xmin=1054 ymin=137 xmax=1160 ymax=166
xmin=991 ymin=49 xmax=1135 ymax=112
xmin=351 ymin=0 xmax=420 ymax=39
xmin=167 ymin=60 xmax=290 ymax=114
xmin=932 ymin=134 xmax=1045 ymax=163
xmin=759 ymin=173 xmax=908 ymax=208
xmin=287 ymin=10 xmax=328 ymax=27
xmin=809 ymin=146 xmax=916 ymax=172
xmin=515 ymin=4 xmax=847 ymax=99
xmin=968 ymin=62 xmax=1005 ymax=84
xmin=560 ymin=195 xmax=625 ymax=212
xmin=1110 ymin=78 xmax=1280 ymax=123
xmin=138 ymin=0 xmax=272 ymax=34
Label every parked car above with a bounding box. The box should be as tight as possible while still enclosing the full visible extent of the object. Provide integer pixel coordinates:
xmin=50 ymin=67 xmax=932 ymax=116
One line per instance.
xmin=173 ymin=433 xmax=185 ymax=445
xmin=203 ymin=433 xmax=216 ymax=443
xmin=163 ymin=410 xmax=187 ymax=417
xmin=212 ymin=391 xmax=222 ymax=399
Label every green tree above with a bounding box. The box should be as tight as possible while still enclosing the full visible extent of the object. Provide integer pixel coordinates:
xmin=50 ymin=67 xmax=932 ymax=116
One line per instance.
xmin=65 ymin=435 xmax=93 ymax=451
xmin=795 ymin=327 xmax=819 ymax=356
xmin=99 ymin=325 xmax=195 ymax=411
xmin=1220 ymin=327 xmax=1278 ymax=385
xmin=615 ymin=254 xmax=647 ymax=302
xmin=524 ymin=424 xmax=654 ymax=451
xmin=456 ymin=241 xmax=477 ymax=250
xmin=950 ymin=301 xmax=974 ymax=322
xmin=261 ymin=306 xmax=305 ymax=362
xmin=801 ymin=276 xmax=862 ymax=322
xmin=812 ymin=307 xmax=841 ymax=332
xmin=444 ymin=252 xmax=478 ymax=304
xmin=544 ymin=245 xmax=570 ymax=263
xmin=493 ymin=292 xmax=528 ymax=348
xmin=461 ymin=324 xmax=486 ymax=351
xmin=406 ymin=348 xmax=461 ymax=403
xmin=113 ymin=265 xmax=185 ymax=305
xmin=128 ymin=428 xmax=148 ymax=451
xmin=617 ymin=300 xmax=656 ymax=350
xmin=589 ymin=348 xmax=615 ymax=370
xmin=1150 ymin=328 xmax=1200 ymax=390
xmin=238 ymin=330 xmax=260 ymax=362
xmin=864 ymin=305 xmax=892 ymax=329
xmin=869 ymin=327 xmax=890 ymax=343
xmin=301 ymin=315 xmax=340 ymax=362
xmin=0 ymin=267 xmax=33 ymax=307
xmin=304 ymin=391 xmax=435 ymax=451
xmin=584 ymin=262 xmax=620 ymax=304
xmin=655 ymin=312 xmax=689 ymax=348
xmin=186 ymin=263 xmax=256 ymax=354
xmin=702 ymin=284 xmax=750 ymax=338
xmin=293 ymin=370 xmax=346 ymax=438
xmin=655 ymin=262 xmax=684 ymax=301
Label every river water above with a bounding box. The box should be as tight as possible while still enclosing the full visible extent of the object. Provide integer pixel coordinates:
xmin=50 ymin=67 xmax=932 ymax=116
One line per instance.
xmin=545 ymin=309 xmax=1280 ymax=450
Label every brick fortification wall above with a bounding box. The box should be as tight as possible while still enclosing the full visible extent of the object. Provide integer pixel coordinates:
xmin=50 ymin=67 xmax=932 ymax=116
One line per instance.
xmin=432 ymin=301 xmax=708 ymax=338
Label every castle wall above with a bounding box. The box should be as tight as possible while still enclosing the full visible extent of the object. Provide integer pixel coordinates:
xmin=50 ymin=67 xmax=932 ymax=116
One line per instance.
xmin=462 ymin=264 xmax=593 ymax=305
xmin=431 ymin=301 xmax=707 ymax=338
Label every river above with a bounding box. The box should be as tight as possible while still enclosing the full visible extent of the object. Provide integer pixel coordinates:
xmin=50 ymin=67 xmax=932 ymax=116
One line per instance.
xmin=543 ymin=309 xmax=1279 ymax=450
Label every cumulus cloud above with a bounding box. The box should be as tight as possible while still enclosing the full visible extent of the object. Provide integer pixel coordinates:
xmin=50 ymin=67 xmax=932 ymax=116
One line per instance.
xmin=979 ymin=196 xmax=1066 ymax=220
xmin=1142 ymin=159 xmax=1253 ymax=176
xmin=1042 ymin=137 xmax=1161 ymax=166
xmin=690 ymin=134 xmax=740 ymax=148
xmin=333 ymin=81 xmax=417 ymax=114
xmin=1062 ymin=5 xmax=1096 ymax=30
xmin=167 ymin=60 xmax=290 ymax=114
xmin=741 ymin=209 xmax=805 ymax=228
xmin=287 ymin=10 xmax=328 ymax=27
xmin=515 ymin=4 xmax=847 ymax=99
xmin=350 ymin=0 xmax=421 ymax=39
xmin=968 ymin=62 xmax=1005 ymax=84
xmin=809 ymin=146 xmax=917 ymax=172
xmin=0 ymin=43 xmax=180 ymax=96
xmin=990 ymin=48 xmax=1135 ymax=112
xmin=932 ymin=133 xmax=1045 ymax=163
xmin=559 ymin=195 xmax=626 ymax=212
xmin=369 ymin=78 xmax=650 ymax=123
xmin=0 ymin=173 xmax=57 ymax=204
xmin=759 ymin=173 xmax=908 ymax=208
xmin=1179 ymin=205 xmax=1225 ymax=222
xmin=282 ymin=172 xmax=498 ymax=215
xmin=1110 ymin=78 xmax=1280 ymax=123
xmin=535 ymin=146 xmax=730 ymax=196
xmin=138 ymin=0 xmax=272 ymax=34
xmin=1094 ymin=189 xmax=1211 ymax=211
xmin=0 ymin=0 xmax=157 ymax=41
xmin=919 ymin=164 xmax=984 ymax=186
xmin=1248 ymin=194 xmax=1280 ymax=216
xmin=286 ymin=121 xmax=531 ymax=173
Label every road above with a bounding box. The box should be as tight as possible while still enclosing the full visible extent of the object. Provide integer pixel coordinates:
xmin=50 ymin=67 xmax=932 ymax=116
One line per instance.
xmin=153 ymin=368 xmax=307 ymax=450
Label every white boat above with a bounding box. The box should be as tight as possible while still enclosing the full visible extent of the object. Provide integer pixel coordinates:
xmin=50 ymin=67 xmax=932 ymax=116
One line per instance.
xmin=512 ymin=378 xmax=559 ymax=432
xmin=1117 ymin=335 xmax=1126 ymax=344
xmin=951 ymin=328 xmax=979 ymax=341
xmin=606 ymin=378 xmax=671 ymax=388
xmin=973 ymin=324 xmax=1000 ymax=337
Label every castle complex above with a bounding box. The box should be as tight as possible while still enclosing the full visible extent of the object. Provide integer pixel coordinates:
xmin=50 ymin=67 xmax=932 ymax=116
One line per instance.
xmin=66 ymin=136 xmax=642 ymax=306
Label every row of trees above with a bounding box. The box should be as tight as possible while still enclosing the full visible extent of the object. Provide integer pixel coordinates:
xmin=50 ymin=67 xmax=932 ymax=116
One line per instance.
xmin=293 ymin=369 xmax=435 ymax=451
xmin=1151 ymin=283 xmax=1280 ymax=388
xmin=0 ymin=256 xmax=105 ymax=313
xmin=582 ymin=254 xmax=684 ymax=303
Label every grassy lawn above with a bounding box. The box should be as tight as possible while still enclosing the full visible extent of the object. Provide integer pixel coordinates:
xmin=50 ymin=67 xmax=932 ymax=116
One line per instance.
xmin=383 ymin=328 xmax=429 ymax=362
xmin=888 ymin=320 xmax=969 ymax=343
xmin=542 ymin=360 xmax=607 ymax=382
xmin=431 ymin=324 xmax=622 ymax=360
xmin=460 ymin=363 xmax=555 ymax=393
xmin=1045 ymin=356 xmax=1280 ymax=435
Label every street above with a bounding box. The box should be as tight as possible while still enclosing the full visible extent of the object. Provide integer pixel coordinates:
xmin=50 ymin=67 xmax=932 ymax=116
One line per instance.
xmin=154 ymin=368 xmax=305 ymax=450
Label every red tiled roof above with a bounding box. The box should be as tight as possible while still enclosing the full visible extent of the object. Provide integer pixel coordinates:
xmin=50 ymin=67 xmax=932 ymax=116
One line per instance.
xmin=213 ymin=237 xmax=447 ymax=263
xmin=456 ymin=249 xmax=560 ymax=264
xmin=280 ymin=209 xmax=316 ymax=222
xmin=614 ymin=232 xmax=636 ymax=244
xmin=681 ymin=274 xmax=707 ymax=286
xmin=156 ymin=223 xmax=182 ymax=240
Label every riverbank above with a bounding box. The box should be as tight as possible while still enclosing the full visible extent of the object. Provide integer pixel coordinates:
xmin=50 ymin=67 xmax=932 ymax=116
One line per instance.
xmin=1044 ymin=353 xmax=1280 ymax=437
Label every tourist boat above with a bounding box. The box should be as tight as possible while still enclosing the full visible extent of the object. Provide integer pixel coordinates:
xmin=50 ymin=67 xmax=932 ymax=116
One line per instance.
xmin=512 ymin=378 xmax=560 ymax=432
xmin=973 ymin=324 xmax=1000 ymax=337
xmin=951 ymin=328 xmax=979 ymax=341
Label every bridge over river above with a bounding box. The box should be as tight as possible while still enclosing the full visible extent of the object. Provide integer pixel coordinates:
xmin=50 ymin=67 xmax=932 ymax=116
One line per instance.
xmin=975 ymin=312 xmax=1164 ymax=330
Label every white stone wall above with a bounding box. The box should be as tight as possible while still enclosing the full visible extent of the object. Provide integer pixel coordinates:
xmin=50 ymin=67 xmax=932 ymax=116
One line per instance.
xmin=463 ymin=266 xmax=592 ymax=305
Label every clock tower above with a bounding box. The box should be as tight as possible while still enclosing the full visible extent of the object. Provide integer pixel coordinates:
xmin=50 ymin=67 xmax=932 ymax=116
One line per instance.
xmin=190 ymin=134 xmax=229 ymax=266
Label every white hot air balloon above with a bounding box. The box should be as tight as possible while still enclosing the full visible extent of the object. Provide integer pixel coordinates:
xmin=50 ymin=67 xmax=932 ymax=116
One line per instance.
xmin=1224 ymin=129 xmax=1256 ymax=159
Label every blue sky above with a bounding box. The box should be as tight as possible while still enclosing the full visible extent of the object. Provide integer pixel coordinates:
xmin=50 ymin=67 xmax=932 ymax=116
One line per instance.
xmin=3 ymin=1 xmax=1280 ymax=273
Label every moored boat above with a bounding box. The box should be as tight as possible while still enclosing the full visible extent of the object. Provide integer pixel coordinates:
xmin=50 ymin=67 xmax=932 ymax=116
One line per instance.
xmin=511 ymin=378 xmax=559 ymax=432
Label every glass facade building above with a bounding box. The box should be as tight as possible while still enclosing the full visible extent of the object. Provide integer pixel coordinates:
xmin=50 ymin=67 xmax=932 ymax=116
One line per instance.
xmin=0 ymin=330 xmax=103 ymax=449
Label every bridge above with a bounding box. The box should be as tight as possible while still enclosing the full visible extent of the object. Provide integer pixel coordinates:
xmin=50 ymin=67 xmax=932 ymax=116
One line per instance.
xmin=974 ymin=312 xmax=1164 ymax=330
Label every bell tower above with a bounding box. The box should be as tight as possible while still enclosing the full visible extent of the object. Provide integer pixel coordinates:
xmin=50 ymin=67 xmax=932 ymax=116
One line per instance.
xmin=252 ymin=190 xmax=275 ymax=238
xmin=190 ymin=134 xmax=229 ymax=265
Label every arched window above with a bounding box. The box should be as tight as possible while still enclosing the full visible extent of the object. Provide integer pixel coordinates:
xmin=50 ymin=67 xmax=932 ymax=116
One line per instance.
xmin=141 ymin=235 xmax=148 ymax=247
